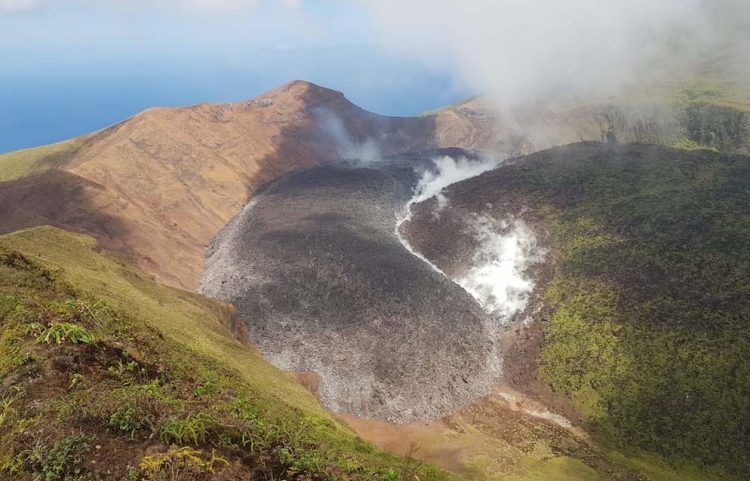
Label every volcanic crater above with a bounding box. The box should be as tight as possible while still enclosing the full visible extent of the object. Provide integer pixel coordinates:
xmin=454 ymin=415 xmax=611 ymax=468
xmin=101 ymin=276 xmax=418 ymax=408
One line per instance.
xmin=198 ymin=149 xmax=521 ymax=422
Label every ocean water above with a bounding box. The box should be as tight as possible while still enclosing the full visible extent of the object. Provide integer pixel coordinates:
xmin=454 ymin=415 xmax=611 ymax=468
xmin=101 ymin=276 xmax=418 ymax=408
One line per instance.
xmin=0 ymin=47 xmax=470 ymax=154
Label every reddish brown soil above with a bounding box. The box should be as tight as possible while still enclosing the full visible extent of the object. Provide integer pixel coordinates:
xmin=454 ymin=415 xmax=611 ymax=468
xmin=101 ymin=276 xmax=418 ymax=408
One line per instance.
xmin=0 ymin=81 xmax=442 ymax=289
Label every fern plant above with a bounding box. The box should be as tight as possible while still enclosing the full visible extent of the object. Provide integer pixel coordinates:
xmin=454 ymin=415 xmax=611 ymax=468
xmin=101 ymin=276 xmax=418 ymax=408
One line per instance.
xmin=38 ymin=322 xmax=93 ymax=345
xmin=160 ymin=414 xmax=213 ymax=446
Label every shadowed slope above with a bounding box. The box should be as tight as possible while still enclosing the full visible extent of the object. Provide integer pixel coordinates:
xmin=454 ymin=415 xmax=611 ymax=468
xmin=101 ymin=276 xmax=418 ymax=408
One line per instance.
xmin=403 ymin=142 xmax=750 ymax=479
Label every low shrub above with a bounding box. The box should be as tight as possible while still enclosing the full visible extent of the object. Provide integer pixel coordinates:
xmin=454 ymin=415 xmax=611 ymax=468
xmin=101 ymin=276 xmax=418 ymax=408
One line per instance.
xmin=23 ymin=434 xmax=90 ymax=481
xmin=138 ymin=447 xmax=227 ymax=481
xmin=37 ymin=323 xmax=93 ymax=345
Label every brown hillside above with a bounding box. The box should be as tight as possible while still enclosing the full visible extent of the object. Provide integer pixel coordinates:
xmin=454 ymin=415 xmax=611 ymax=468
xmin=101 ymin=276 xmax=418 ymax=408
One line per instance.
xmin=3 ymin=80 xmax=746 ymax=289
xmin=0 ymin=81 xmax=442 ymax=288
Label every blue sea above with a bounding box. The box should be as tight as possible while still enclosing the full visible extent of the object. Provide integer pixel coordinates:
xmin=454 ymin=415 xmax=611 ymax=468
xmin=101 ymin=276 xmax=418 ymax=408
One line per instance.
xmin=0 ymin=46 xmax=471 ymax=154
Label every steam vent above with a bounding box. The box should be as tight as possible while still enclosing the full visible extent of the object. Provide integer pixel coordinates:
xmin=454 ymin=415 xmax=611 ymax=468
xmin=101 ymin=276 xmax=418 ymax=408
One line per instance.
xmin=199 ymin=151 xmax=502 ymax=422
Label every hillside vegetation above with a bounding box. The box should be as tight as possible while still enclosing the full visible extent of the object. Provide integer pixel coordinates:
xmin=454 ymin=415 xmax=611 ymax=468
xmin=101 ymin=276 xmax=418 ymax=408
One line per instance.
xmin=424 ymin=143 xmax=748 ymax=479
xmin=532 ymin=145 xmax=749 ymax=477
xmin=0 ymin=227 xmax=449 ymax=481
xmin=0 ymin=139 xmax=83 ymax=182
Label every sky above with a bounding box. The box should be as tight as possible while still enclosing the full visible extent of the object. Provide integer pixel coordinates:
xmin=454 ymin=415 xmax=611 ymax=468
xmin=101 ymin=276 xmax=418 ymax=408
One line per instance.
xmin=0 ymin=1 xmax=470 ymax=153
xmin=1 ymin=0 xmax=747 ymax=154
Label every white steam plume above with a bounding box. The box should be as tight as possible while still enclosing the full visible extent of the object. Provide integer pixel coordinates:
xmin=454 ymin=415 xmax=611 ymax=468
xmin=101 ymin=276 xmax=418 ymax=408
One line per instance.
xmin=396 ymin=155 xmax=544 ymax=325
xmin=361 ymin=0 xmax=750 ymax=106
xmin=314 ymin=108 xmax=382 ymax=163
xmin=395 ymin=154 xmax=501 ymax=278
xmin=457 ymin=216 xmax=545 ymax=323
xmin=412 ymin=155 xmax=502 ymax=204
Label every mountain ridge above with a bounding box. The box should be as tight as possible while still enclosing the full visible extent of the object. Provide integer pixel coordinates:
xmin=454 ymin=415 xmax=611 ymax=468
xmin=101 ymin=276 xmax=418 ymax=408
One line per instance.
xmin=0 ymin=80 xmax=440 ymax=288
xmin=2 ymin=79 xmax=747 ymax=289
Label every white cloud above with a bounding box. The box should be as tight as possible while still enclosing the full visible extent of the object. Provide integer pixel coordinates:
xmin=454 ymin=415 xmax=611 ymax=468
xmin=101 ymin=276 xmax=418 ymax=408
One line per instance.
xmin=168 ymin=0 xmax=260 ymax=13
xmin=0 ymin=0 xmax=41 ymax=12
xmin=360 ymin=0 xmax=750 ymax=106
xmin=0 ymin=0 xmax=272 ymax=14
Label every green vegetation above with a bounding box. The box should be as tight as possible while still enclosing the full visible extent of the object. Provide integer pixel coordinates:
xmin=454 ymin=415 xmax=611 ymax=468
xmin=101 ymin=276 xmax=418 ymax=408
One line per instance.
xmin=0 ymin=139 xmax=82 ymax=182
xmin=673 ymin=82 xmax=750 ymax=114
xmin=496 ymin=143 xmax=748 ymax=479
xmin=138 ymin=448 xmax=227 ymax=481
xmin=668 ymin=82 xmax=749 ymax=154
xmin=509 ymin=456 xmax=600 ymax=481
xmin=0 ymin=227 xmax=450 ymax=480
xmin=682 ymin=103 xmax=748 ymax=152
xmin=23 ymin=434 xmax=91 ymax=481
xmin=671 ymin=138 xmax=718 ymax=152
xmin=36 ymin=321 xmax=94 ymax=345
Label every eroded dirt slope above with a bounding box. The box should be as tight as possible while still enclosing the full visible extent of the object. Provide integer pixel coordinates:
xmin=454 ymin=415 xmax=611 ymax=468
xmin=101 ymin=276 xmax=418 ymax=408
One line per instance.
xmin=0 ymin=81 xmax=439 ymax=288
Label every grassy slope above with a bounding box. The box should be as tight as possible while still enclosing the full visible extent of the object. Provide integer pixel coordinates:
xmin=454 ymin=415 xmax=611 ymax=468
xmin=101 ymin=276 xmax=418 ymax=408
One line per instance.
xmin=0 ymin=226 xmax=450 ymax=481
xmin=0 ymin=139 xmax=82 ymax=182
xmin=492 ymin=144 xmax=748 ymax=479
xmin=668 ymin=82 xmax=750 ymax=153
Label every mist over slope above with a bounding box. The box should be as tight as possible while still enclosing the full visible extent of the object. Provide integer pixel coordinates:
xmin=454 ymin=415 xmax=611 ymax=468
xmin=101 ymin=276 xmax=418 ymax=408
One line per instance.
xmin=366 ymin=0 xmax=749 ymax=158
xmin=430 ymin=89 xmax=750 ymax=156
xmin=364 ymin=1 xmax=749 ymax=107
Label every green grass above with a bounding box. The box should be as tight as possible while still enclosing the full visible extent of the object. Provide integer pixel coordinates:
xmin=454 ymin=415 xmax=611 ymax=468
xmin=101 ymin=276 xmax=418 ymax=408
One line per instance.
xmin=672 ymin=81 xmax=750 ymax=113
xmin=510 ymin=456 xmax=601 ymax=481
xmin=23 ymin=434 xmax=91 ymax=481
xmin=606 ymin=448 xmax=729 ymax=481
xmin=488 ymin=143 xmax=748 ymax=479
xmin=0 ymin=139 xmax=82 ymax=182
xmin=138 ymin=447 xmax=227 ymax=481
xmin=36 ymin=321 xmax=94 ymax=345
xmin=0 ymin=226 xmax=452 ymax=480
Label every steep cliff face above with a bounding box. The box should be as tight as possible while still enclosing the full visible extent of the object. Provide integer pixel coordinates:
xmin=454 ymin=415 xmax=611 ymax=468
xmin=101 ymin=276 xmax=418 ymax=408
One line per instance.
xmin=433 ymin=96 xmax=749 ymax=156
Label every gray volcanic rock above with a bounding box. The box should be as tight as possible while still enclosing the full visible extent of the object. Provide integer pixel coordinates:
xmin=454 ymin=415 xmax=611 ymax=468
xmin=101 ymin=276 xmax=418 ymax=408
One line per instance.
xmin=199 ymin=151 xmax=501 ymax=422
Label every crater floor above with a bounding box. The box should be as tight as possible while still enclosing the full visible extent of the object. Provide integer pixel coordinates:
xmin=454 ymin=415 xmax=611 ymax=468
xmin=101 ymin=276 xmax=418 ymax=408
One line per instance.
xmin=199 ymin=150 xmax=504 ymax=422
